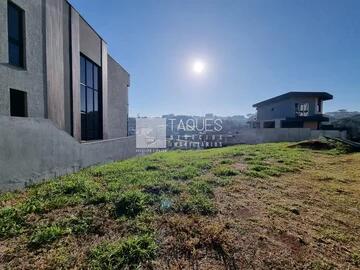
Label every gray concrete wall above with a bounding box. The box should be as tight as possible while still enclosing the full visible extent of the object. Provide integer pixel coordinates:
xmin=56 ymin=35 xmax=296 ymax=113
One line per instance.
xmin=256 ymin=99 xmax=292 ymax=121
xmin=0 ymin=116 xmax=136 ymax=191
xmin=224 ymin=128 xmax=346 ymax=145
xmin=0 ymin=0 xmax=8 ymax=66
xmin=77 ymin=13 xmax=116 ymax=141
xmin=0 ymin=1 xmax=135 ymax=192
xmin=0 ymin=0 xmax=45 ymax=118
xmin=62 ymin=1 xmax=72 ymax=134
xmin=79 ymin=17 xmax=102 ymax=66
xmin=107 ymin=55 xmax=130 ymax=139
xmin=101 ymin=41 xmax=110 ymax=139
xmin=256 ymin=96 xmax=319 ymax=121
xmin=45 ymin=0 xmax=66 ymax=130
xmin=1 ymin=0 xmax=130 ymax=142
xmin=310 ymin=130 xmax=347 ymax=140
xmin=70 ymin=7 xmax=81 ymax=140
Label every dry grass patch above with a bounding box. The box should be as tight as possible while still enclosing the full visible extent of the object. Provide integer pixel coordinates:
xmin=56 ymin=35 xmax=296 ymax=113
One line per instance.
xmin=1 ymin=142 xmax=359 ymax=269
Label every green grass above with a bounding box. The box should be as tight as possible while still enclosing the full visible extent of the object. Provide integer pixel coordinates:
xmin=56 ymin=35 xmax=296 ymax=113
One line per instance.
xmin=213 ymin=165 xmax=239 ymax=177
xmin=114 ymin=190 xmax=150 ymax=218
xmin=0 ymin=207 xmax=26 ymax=238
xmin=28 ymin=225 xmax=68 ymax=249
xmin=350 ymin=251 xmax=360 ymax=267
xmin=88 ymin=234 xmax=157 ymax=269
xmin=28 ymin=215 xmax=95 ymax=249
xmin=180 ymin=193 xmax=217 ymax=215
xmin=4 ymin=142 xmax=340 ymax=268
xmin=319 ymin=227 xmax=355 ymax=243
xmin=0 ymin=143 xmax=310 ymax=240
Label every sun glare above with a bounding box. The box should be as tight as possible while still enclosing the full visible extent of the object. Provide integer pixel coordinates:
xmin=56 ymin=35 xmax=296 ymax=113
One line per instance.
xmin=193 ymin=60 xmax=205 ymax=74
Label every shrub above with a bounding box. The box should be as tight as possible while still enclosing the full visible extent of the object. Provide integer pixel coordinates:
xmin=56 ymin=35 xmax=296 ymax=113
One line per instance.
xmin=145 ymin=164 xmax=160 ymax=171
xmin=143 ymin=181 xmax=182 ymax=196
xmin=20 ymin=198 xmax=46 ymax=214
xmin=220 ymin=159 xmax=233 ymax=164
xmin=213 ymin=165 xmax=239 ymax=177
xmin=350 ymin=251 xmax=360 ymax=267
xmin=246 ymin=164 xmax=282 ymax=178
xmin=20 ymin=195 xmax=83 ymax=214
xmin=28 ymin=215 xmax=95 ymax=249
xmin=127 ymin=212 xmax=155 ymax=234
xmin=60 ymin=215 xmax=93 ymax=235
xmin=172 ymin=166 xmax=199 ymax=180
xmin=25 ymin=176 xmax=105 ymax=209
xmin=0 ymin=207 xmax=25 ymax=238
xmin=189 ymin=180 xmax=212 ymax=196
xmin=193 ymin=160 xmax=212 ymax=170
xmin=244 ymin=170 xmax=267 ymax=179
xmin=88 ymin=234 xmax=157 ymax=269
xmin=28 ymin=225 xmax=68 ymax=249
xmin=181 ymin=194 xmax=216 ymax=215
xmin=0 ymin=192 xmax=18 ymax=203
xmin=114 ymin=190 xmax=149 ymax=218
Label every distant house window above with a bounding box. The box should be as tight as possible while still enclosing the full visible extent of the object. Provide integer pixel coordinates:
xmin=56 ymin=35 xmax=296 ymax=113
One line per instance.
xmin=8 ymin=2 xmax=25 ymax=68
xmin=263 ymin=121 xmax=275 ymax=128
xmin=10 ymin=89 xmax=27 ymax=117
xmin=80 ymin=54 xmax=102 ymax=141
xmin=281 ymin=120 xmax=303 ymax=128
xmin=295 ymin=103 xmax=309 ymax=117
xmin=317 ymin=99 xmax=322 ymax=113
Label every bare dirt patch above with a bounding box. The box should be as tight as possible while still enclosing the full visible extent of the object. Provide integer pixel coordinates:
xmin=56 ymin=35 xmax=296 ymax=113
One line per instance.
xmin=289 ymin=139 xmax=335 ymax=150
xmin=232 ymin=162 xmax=247 ymax=173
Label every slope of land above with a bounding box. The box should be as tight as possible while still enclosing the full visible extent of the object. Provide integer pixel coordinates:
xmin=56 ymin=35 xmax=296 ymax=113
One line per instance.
xmin=0 ymin=142 xmax=359 ymax=269
xmin=332 ymin=114 xmax=360 ymax=142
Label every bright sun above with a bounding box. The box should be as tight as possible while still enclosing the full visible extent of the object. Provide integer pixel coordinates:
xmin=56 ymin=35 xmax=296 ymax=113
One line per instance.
xmin=192 ymin=60 xmax=205 ymax=74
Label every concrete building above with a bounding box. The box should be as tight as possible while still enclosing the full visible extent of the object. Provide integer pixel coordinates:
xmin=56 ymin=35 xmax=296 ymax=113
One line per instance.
xmin=252 ymin=92 xmax=333 ymax=129
xmin=0 ymin=0 xmax=135 ymax=191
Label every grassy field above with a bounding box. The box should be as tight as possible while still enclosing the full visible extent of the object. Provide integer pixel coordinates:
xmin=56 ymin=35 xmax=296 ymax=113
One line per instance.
xmin=0 ymin=141 xmax=359 ymax=269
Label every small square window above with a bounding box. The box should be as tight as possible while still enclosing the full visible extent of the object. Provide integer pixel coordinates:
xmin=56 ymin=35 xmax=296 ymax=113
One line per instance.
xmin=10 ymin=89 xmax=27 ymax=117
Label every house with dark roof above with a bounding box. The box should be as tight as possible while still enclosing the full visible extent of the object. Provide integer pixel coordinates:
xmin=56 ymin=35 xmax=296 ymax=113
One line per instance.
xmin=251 ymin=92 xmax=333 ymax=129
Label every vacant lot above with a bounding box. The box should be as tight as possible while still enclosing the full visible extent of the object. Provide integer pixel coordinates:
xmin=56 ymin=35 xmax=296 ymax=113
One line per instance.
xmin=0 ymin=142 xmax=359 ymax=269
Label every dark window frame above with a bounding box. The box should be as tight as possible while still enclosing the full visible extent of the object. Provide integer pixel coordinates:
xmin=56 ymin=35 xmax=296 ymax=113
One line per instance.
xmin=8 ymin=1 xmax=25 ymax=68
xmin=281 ymin=120 xmax=303 ymax=128
xmin=263 ymin=121 xmax=275 ymax=128
xmin=295 ymin=103 xmax=309 ymax=117
xmin=317 ymin=99 xmax=322 ymax=113
xmin=10 ymin=89 xmax=28 ymax=117
xmin=80 ymin=54 xmax=102 ymax=141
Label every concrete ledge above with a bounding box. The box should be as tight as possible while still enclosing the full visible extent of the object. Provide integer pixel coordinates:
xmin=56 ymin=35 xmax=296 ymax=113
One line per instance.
xmin=0 ymin=116 xmax=135 ymax=191
xmin=224 ymin=128 xmax=346 ymax=146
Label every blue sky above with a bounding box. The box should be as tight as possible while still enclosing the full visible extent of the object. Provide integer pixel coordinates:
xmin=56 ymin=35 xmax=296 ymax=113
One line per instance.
xmin=69 ymin=0 xmax=360 ymax=117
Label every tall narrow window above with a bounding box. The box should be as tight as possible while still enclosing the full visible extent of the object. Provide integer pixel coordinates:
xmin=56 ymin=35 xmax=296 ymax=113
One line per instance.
xmin=10 ymin=89 xmax=27 ymax=117
xmin=8 ymin=2 xmax=25 ymax=68
xmin=80 ymin=55 xmax=102 ymax=141
xmin=317 ymin=99 xmax=322 ymax=113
